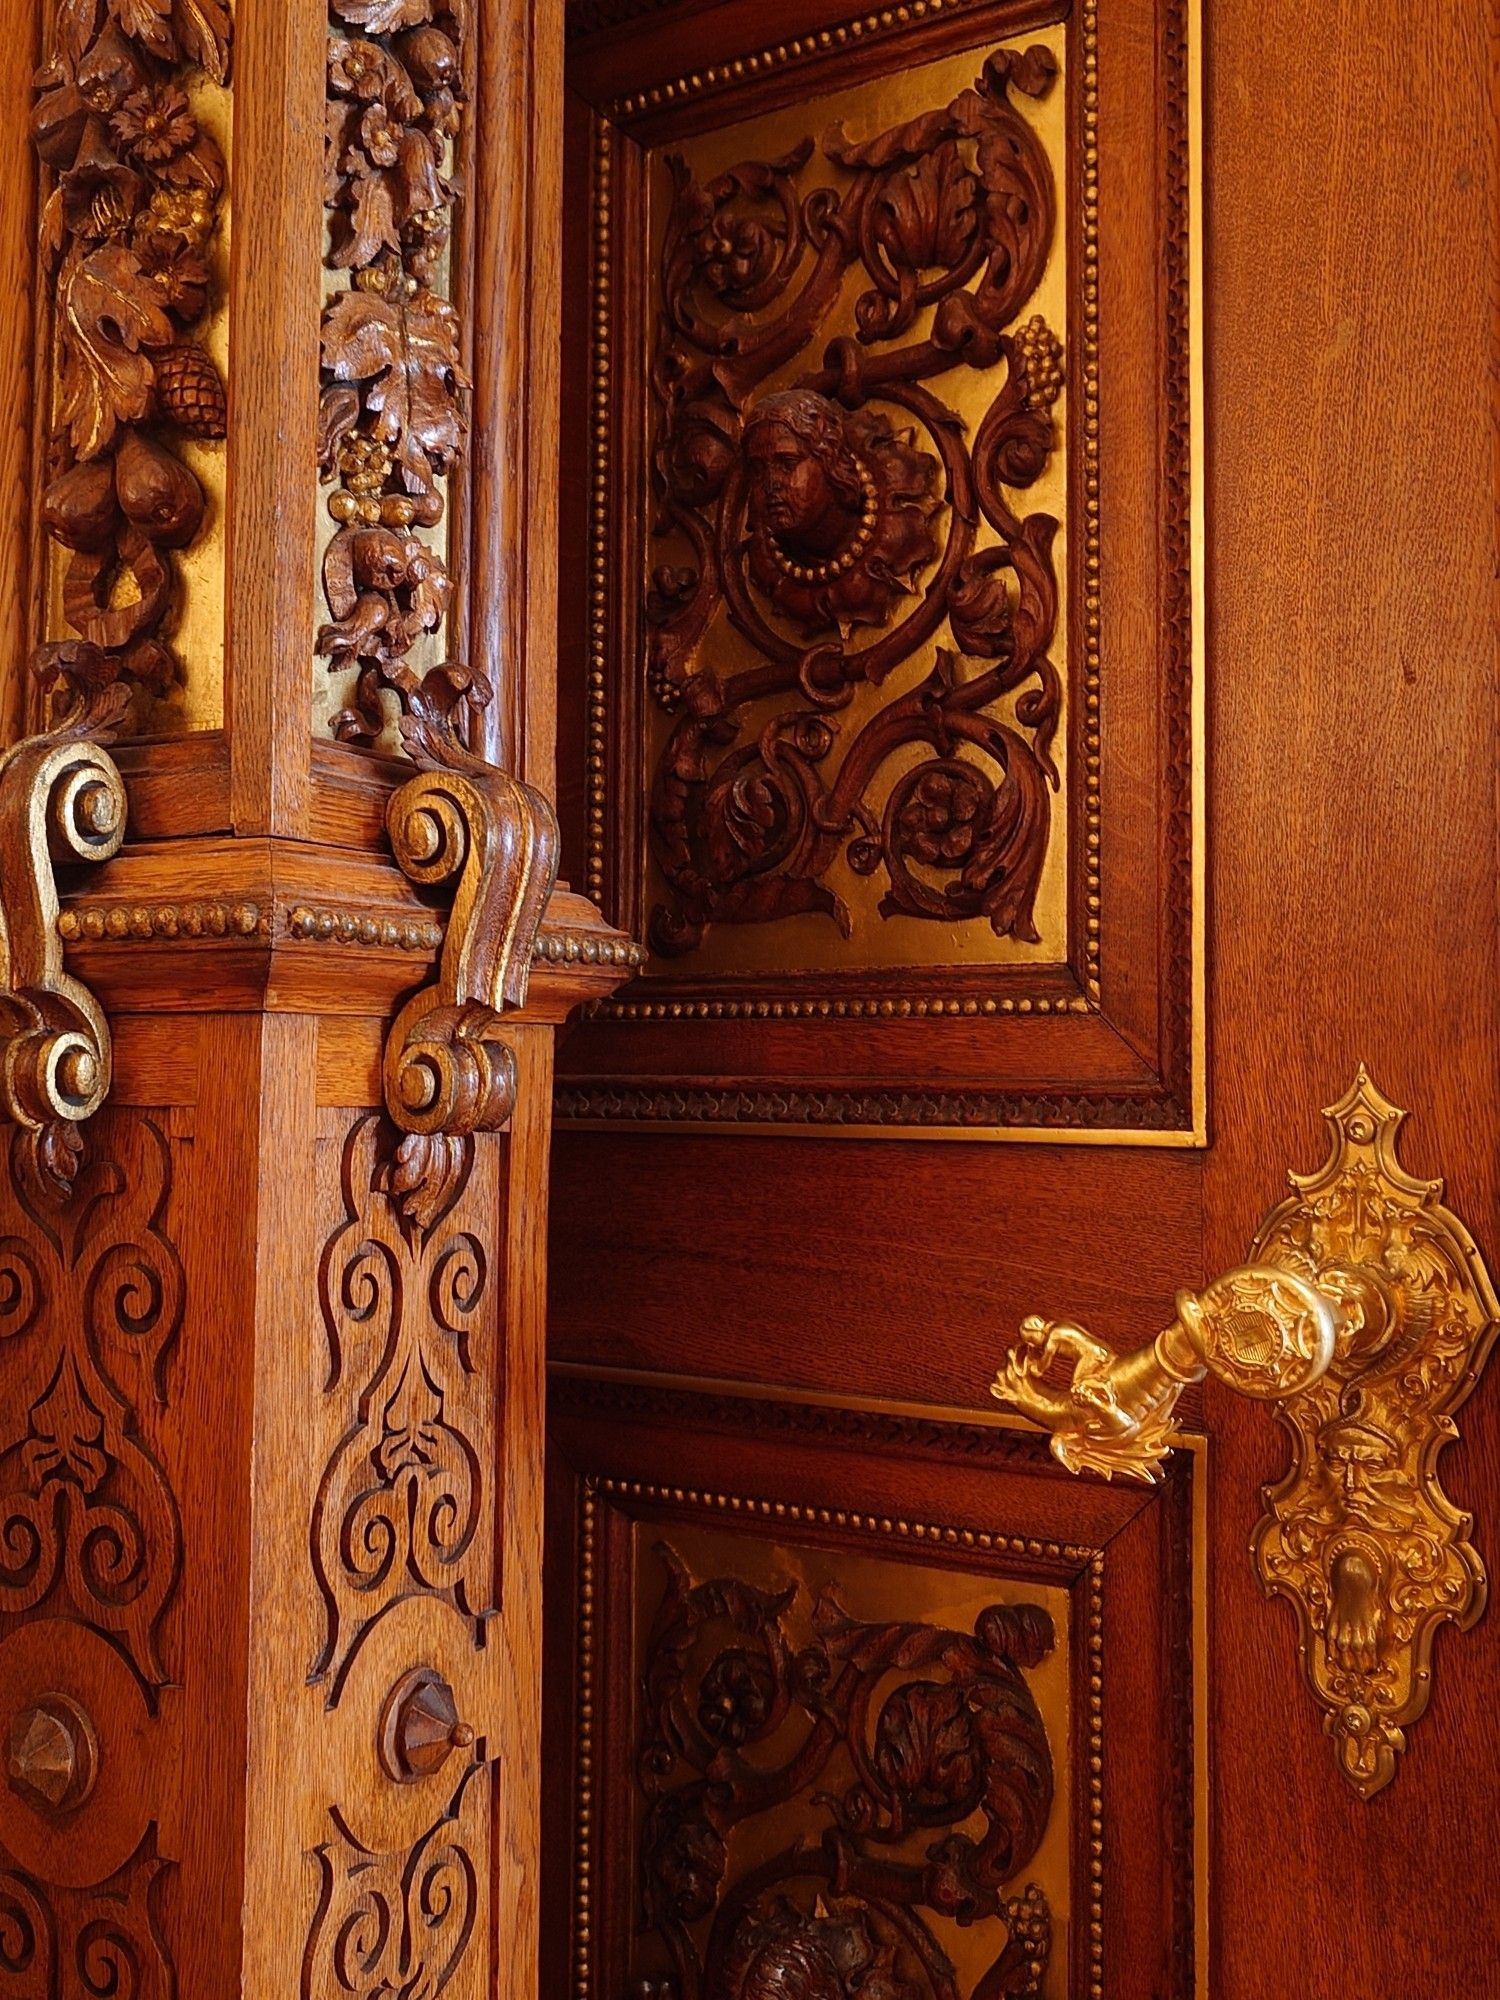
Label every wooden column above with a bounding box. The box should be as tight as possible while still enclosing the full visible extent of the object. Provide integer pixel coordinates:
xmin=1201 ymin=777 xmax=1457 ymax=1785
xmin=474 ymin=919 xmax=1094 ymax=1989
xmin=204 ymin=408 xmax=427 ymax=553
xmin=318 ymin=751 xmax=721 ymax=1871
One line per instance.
xmin=0 ymin=3 xmax=629 ymax=1994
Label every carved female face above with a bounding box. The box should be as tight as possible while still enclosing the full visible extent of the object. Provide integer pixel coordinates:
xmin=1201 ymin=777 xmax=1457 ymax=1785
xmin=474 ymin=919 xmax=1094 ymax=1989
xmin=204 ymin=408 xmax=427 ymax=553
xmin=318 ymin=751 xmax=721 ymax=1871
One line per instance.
xmin=745 ymin=418 xmax=857 ymax=558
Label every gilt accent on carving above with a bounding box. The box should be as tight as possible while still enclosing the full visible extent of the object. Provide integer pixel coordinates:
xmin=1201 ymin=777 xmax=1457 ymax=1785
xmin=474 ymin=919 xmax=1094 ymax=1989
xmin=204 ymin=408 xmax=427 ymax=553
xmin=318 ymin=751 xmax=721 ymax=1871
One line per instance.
xmin=0 ymin=689 xmax=129 ymax=1203
xmin=31 ymin=0 xmax=231 ymax=720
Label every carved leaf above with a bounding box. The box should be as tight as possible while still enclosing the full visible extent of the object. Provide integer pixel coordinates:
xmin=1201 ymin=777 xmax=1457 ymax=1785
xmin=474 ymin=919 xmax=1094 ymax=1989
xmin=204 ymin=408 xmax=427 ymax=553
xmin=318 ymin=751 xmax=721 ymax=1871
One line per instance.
xmin=57 ymin=0 xmax=102 ymax=67
xmin=321 ymin=287 xmax=466 ymax=491
xmin=876 ymin=141 xmax=979 ymax=272
xmin=109 ymin=0 xmax=175 ymax=60
xmin=60 ymin=244 xmax=175 ymax=461
xmin=172 ymin=0 xmax=233 ymax=83
xmin=332 ymin=0 xmax=435 ymax=29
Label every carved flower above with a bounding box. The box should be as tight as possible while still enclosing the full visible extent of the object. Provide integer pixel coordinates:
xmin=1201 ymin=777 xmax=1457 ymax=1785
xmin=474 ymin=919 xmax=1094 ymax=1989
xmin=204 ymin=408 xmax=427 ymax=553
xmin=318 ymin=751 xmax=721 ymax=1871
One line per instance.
xmin=144 ymin=187 xmax=215 ymax=247
xmin=111 ymin=85 xmax=197 ymax=166
xmin=359 ymin=102 xmax=402 ymax=168
xmin=698 ymin=1648 xmax=777 ymax=1748
xmin=700 ymin=216 xmax=777 ymax=298
xmin=77 ymin=24 xmax=148 ymax=116
xmin=135 ymin=229 xmax=211 ymax=324
xmin=61 ymin=132 xmax=143 ymax=242
xmin=329 ymin=38 xmax=389 ymax=102
xmin=893 ymin=767 xmax=985 ymax=867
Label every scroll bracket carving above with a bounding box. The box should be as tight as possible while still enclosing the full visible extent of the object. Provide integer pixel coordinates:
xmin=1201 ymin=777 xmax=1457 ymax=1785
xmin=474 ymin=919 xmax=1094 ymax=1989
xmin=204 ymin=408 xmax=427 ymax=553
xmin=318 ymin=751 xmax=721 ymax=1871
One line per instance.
xmin=0 ymin=689 xmax=129 ymax=1201
xmin=381 ymin=692 xmax=560 ymax=1228
xmin=990 ymin=1066 xmax=1499 ymax=1795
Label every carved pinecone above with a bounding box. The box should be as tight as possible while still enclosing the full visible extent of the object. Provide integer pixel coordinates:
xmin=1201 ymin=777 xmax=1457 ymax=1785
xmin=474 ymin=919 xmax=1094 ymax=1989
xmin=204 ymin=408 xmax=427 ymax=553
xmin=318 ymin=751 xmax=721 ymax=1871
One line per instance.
xmin=155 ymin=344 xmax=227 ymax=439
xmin=1014 ymin=314 xmax=1065 ymax=411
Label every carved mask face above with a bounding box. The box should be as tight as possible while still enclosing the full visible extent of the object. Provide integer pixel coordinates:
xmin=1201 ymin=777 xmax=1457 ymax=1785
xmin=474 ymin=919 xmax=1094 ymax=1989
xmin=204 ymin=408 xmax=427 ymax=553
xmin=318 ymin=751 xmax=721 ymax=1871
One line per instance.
xmin=746 ymin=421 xmax=846 ymax=550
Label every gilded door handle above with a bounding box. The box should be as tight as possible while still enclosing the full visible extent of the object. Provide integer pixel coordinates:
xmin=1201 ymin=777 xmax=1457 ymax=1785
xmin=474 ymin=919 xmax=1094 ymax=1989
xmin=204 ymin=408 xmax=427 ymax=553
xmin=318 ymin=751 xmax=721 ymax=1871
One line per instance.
xmin=992 ymin=1263 xmax=1343 ymax=1483
xmin=988 ymin=1068 xmax=1500 ymax=1797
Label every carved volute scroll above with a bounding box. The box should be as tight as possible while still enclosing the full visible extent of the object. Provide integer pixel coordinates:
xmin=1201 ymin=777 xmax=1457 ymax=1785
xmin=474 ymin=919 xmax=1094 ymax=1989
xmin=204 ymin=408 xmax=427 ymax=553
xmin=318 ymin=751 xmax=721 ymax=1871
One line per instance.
xmin=0 ymin=691 xmax=129 ymax=1202
xmin=30 ymin=0 xmax=232 ymax=726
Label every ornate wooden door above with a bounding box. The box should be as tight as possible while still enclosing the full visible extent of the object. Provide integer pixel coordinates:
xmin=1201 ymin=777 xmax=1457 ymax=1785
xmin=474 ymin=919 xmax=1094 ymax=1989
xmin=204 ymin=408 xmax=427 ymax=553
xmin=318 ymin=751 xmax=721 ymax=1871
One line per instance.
xmin=545 ymin=3 xmax=1500 ymax=1997
xmin=0 ymin=1 xmax=631 ymax=1994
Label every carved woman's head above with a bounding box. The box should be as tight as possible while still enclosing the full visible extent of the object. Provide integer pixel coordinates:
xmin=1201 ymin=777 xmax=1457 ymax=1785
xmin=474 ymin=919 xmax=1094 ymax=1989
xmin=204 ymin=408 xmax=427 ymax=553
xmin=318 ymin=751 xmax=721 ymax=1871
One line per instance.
xmin=744 ymin=389 xmax=869 ymax=561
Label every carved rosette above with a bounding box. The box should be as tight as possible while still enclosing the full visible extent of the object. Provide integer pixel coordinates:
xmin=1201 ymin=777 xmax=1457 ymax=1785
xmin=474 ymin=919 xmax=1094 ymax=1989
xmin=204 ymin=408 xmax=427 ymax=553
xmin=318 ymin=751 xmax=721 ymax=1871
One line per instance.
xmin=31 ymin=0 xmax=232 ymax=720
xmin=318 ymin=0 xmax=470 ymax=745
xmin=1248 ymin=1070 xmax=1500 ymax=1797
xmin=644 ymin=46 xmax=1064 ymax=961
xmin=634 ymin=1543 xmax=1055 ymax=2000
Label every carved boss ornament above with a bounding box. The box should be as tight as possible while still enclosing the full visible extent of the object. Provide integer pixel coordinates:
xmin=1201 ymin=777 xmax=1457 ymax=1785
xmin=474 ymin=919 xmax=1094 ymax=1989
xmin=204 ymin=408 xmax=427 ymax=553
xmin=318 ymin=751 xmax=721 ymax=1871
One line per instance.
xmin=646 ymin=47 xmax=1065 ymax=960
xmin=989 ymin=1069 xmax=1500 ymax=1797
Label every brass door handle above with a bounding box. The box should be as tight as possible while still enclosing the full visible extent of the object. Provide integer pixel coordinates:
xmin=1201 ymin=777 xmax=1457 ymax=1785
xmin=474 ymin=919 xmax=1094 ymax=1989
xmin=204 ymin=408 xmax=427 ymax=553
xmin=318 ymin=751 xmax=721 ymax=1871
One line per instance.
xmin=988 ymin=1069 xmax=1499 ymax=1797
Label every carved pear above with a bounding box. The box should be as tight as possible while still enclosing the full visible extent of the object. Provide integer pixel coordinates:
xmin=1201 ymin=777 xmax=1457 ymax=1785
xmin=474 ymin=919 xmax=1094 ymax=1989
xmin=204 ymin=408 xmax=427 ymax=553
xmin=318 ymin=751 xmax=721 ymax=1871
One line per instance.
xmin=42 ymin=459 xmax=120 ymax=553
xmin=115 ymin=427 xmax=205 ymax=548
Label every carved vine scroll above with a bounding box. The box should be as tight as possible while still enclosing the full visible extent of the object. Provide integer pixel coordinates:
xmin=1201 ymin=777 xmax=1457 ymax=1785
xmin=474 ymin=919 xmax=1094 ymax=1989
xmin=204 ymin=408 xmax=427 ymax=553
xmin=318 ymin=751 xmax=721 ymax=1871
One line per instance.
xmin=31 ymin=0 xmax=232 ymax=720
xmin=645 ymin=46 xmax=1064 ymax=962
xmin=318 ymin=0 xmax=470 ymax=746
xmin=635 ymin=1544 xmax=1055 ymax=2000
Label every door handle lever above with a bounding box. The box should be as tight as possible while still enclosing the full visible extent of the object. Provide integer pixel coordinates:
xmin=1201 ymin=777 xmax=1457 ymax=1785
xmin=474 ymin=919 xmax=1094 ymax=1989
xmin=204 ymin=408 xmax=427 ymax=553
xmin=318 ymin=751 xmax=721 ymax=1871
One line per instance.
xmin=988 ymin=1068 xmax=1499 ymax=1796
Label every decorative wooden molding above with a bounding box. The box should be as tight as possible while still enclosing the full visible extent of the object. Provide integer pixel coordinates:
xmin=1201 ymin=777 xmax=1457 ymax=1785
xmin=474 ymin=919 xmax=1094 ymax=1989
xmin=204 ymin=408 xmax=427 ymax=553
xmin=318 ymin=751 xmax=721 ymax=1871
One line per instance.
xmin=30 ymin=0 xmax=232 ymax=725
xmin=0 ymin=689 xmax=129 ymax=1202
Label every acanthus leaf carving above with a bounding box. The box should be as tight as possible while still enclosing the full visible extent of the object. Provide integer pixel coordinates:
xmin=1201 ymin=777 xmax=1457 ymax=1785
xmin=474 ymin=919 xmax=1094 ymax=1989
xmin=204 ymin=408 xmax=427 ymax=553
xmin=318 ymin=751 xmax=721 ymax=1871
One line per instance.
xmin=31 ymin=0 xmax=232 ymax=719
xmin=635 ymin=1543 xmax=1055 ymax=2000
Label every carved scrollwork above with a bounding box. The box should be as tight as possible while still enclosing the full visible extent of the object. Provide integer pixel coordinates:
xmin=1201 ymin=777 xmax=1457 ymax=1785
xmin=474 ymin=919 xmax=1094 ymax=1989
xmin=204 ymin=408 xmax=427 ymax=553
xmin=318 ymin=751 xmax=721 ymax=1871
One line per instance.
xmin=634 ymin=1543 xmax=1054 ymax=2000
xmin=31 ymin=0 xmax=231 ymax=720
xmin=302 ymin=1755 xmax=483 ymax=2000
xmin=645 ymin=47 xmax=1064 ymax=960
xmin=382 ymin=698 xmax=559 ymax=1231
xmin=0 ymin=691 xmax=129 ymax=1205
xmin=0 ymin=1823 xmax=172 ymax=1999
xmin=0 ymin=1116 xmax=184 ymax=1706
xmin=311 ymin=1114 xmax=492 ymax=1701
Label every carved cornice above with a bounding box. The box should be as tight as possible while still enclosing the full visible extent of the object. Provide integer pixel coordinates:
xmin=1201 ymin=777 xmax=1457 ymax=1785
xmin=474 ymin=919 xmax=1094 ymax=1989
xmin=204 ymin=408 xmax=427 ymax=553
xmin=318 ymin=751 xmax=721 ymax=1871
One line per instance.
xmin=30 ymin=0 xmax=232 ymax=723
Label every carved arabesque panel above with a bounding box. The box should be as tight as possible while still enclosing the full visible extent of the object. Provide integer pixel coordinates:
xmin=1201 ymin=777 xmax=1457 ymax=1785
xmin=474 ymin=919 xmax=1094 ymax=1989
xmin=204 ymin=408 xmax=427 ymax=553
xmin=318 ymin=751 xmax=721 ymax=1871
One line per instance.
xmin=310 ymin=1112 xmax=498 ymax=1703
xmin=0 ymin=1826 xmax=172 ymax=2000
xmin=0 ymin=1114 xmax=184 ymax=1706
xmin=641 ymin=43 xmax=1067 ymax=976
xmin=629 ymin=1531 xmax=1067 ymax=2000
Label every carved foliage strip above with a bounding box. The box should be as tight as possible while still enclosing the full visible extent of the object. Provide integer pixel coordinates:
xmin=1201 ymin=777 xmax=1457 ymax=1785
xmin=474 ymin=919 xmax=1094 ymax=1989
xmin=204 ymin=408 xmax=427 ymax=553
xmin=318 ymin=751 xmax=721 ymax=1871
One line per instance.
xmin=641 ymin=45 xmax=1064 ymax=964
xmin=635 ymin=1542 xmax=1055 ymax=2000
xmin=0 ymin=1827 xmax=172 ymax=2000
xmin=31 ymin=0 xmax=231 ymax=718
xmin=311 ymin=1113 xmax=494 ymax=1703
xmin=318 ymin=0 xmax=470 ymax=743
xmin=0 ymin=1115 xmax=184 ymax=1706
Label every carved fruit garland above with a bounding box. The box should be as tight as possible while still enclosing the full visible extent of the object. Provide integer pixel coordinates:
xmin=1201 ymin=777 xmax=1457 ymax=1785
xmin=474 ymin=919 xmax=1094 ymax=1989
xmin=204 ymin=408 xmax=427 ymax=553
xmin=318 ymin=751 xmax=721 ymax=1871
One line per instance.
xmin=318 ymin=0 xmax=470 ymax=746
xmin=32 ymin=0 xmax=232 ymax=718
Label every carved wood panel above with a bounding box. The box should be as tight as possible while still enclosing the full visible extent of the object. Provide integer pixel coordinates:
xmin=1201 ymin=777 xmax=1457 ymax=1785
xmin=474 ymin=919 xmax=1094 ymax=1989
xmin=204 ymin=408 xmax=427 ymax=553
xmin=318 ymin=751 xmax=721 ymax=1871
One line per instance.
xmin=545 ymin=1376 xmax=1200 ymax=1999
xmin=0 ymin=1109 xmax=185 ymax=1995
xmin=556 ymin=0 xmax=1200 ymax=1136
